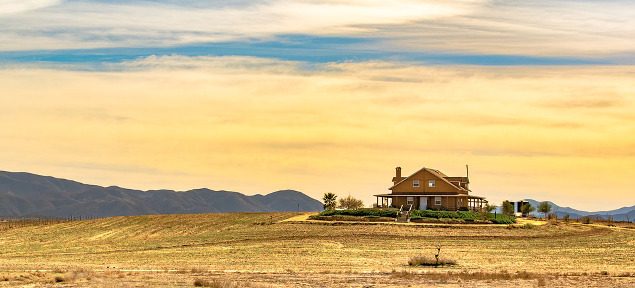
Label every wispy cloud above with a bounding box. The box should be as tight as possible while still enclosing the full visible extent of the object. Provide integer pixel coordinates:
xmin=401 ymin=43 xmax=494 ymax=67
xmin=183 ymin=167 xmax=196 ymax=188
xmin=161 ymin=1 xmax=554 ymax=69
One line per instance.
xmin=0 ymin=0 xmax=476 ymax=50
xmin=0 ymin=0 xmax=60 ymax=15
xmin=1 ymin=0 xmax=633 ymax=59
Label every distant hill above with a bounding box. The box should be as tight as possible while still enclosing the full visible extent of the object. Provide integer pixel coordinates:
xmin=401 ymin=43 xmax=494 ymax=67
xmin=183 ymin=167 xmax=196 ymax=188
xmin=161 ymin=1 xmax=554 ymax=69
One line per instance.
xmin=523 ymin=199 xmax=634 ymax=221
xmin=0 ymin=171 xmax=323 ymax=218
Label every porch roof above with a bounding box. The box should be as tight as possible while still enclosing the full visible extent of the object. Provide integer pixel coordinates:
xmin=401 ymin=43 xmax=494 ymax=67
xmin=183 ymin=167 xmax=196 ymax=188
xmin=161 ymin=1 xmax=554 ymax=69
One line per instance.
xmin=374 ymin=193 xmax=486 ymax=199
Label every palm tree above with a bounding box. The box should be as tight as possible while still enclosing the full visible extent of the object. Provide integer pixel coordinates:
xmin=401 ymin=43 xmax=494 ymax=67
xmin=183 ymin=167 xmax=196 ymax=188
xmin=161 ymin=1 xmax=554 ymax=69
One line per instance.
xmin=322 ymin=193 xmax=337 ymax=210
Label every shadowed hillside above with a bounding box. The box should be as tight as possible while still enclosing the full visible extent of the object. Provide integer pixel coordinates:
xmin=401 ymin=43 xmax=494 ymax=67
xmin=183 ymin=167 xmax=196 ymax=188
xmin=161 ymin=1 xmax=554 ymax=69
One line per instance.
xmin=0 ymin=171 xmax=322 ymax=217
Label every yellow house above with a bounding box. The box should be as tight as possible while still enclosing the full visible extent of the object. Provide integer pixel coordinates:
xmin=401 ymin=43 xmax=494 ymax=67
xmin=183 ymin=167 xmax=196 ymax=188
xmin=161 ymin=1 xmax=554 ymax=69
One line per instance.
xmin=374 ymin=166 xmax=486 ymax=211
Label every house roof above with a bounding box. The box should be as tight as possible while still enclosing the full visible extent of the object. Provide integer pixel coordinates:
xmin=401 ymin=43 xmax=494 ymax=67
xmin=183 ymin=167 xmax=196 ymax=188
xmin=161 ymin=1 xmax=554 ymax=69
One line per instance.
xmin=388 ymin=167 xmax=469 ymax=192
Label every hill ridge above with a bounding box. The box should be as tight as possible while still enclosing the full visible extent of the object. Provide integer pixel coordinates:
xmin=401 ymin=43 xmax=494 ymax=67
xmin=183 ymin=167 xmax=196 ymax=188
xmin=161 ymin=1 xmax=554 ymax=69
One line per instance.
xmin=0 ymin=170 xmax=323 ymax=218
xmin=523 ymin=199 xmax=634 ymax=221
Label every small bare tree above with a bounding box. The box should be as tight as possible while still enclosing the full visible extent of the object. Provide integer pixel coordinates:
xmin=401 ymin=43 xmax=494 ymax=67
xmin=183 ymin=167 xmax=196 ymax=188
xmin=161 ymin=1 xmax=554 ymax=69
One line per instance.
xmin=434 ymin=246 xmax=442 ymax=266
xmin=338 ymin=195 xmax=364 ymax=210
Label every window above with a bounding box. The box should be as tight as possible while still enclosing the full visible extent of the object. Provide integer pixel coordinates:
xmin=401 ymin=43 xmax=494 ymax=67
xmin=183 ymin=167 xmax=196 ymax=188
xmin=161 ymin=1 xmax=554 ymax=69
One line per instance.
xmin=435 ymin=197 xmax=442 ymax=206
xmin=413 ymin=180 xmax=420 ymax=187
xmin=428 ymin=180 xmax=435 ymax=187
xmin=407 ymin=197 xmax=414 ymax=206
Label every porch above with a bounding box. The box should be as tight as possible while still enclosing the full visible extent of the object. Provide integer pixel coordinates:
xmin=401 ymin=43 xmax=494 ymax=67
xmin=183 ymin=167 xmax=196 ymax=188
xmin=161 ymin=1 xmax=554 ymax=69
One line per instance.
xmin=374 ymin=194 xmax=487 ymax=212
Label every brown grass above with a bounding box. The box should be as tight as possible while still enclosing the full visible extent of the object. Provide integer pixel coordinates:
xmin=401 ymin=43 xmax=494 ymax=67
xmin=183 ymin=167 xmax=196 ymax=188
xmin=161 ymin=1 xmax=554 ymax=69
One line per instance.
xmin=391 ymin=270 xmax=543 ymax=281
xmin=0 ymin=212 xmax=632 ymax=287
xmin=194 ymin=279 xmax=227 ymax=287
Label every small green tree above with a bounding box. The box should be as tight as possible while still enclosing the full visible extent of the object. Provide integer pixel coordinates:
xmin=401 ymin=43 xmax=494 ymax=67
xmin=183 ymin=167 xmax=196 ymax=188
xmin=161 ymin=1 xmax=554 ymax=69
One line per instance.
xmin=563 ymin=214 xmax=570 ymax=223
xmin=481 ymin=203 xmax=497 ymax=219
xmin=484 ymin=203 xmax=497 ymax=214
xmin=520 ymin=203 xmax=535 ymax=216
xmin=502 ymin=201 xmax=514 ymax=215
xmin=537 ymin=202 xmax=552 ymax=219
xmin=322 ymin=193 xmax=337 ymax=210
xmin=338 ymin=195 xmax=364 ymax=210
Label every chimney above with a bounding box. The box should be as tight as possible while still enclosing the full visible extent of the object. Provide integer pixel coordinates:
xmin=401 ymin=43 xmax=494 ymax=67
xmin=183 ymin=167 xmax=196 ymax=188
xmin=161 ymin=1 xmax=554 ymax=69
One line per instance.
xmin=396 ymin=167 xmax=402 ymax=178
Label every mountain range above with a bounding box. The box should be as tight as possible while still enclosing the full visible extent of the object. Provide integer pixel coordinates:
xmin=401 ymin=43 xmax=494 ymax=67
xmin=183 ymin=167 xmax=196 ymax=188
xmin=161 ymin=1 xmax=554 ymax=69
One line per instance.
xmin=523 ymin=199 xmax=634 ymax=222
xmin=2 ymin=170 xmax=633 ymax=221
xmin=0 ymin=171 xmax=323 ymax=218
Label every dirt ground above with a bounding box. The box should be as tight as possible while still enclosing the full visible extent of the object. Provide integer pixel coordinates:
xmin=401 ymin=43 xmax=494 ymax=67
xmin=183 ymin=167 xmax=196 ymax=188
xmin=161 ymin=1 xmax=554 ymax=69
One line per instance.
xmin=0 ymin=212 xmax=633 ymax=287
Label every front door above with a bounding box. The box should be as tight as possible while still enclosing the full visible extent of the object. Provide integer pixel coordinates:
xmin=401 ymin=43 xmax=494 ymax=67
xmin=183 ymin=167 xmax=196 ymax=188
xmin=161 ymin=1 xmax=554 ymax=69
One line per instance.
xmin=419 ymin=197 xmax=427 ymax=210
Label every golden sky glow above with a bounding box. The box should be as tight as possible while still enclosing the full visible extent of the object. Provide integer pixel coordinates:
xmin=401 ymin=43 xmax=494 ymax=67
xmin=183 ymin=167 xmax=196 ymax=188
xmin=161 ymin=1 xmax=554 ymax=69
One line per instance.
xmin=1 ymin=57 xmax=633 ymax=210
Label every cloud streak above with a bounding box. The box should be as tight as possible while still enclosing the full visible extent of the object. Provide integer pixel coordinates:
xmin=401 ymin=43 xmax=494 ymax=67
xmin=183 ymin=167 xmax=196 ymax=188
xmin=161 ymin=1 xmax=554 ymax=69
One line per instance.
xmin=0 ymin=0 xmax=60 ymax=15
xmin=1 ymin=0 xmax=633 ymax=59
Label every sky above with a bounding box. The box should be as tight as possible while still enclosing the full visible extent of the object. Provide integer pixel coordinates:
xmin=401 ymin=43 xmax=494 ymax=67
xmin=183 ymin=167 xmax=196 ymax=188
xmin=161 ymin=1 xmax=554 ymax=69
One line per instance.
xmin=1 ymin=0 xmax=634 ymax=211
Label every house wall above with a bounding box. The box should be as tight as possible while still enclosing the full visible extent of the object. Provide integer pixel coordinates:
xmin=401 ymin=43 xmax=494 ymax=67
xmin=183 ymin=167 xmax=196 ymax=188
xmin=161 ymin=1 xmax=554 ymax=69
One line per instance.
xmin=391 ymin=196 xmax=409 ymax=208
xmin=391 ymin=169 xmax=463 ymax=195
xmin=391 ymin=195 xmax=470 ymax=211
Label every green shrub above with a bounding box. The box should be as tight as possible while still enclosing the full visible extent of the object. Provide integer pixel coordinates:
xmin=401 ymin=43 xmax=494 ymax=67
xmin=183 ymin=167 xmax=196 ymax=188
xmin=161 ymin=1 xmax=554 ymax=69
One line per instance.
xmin=582 ymin=216 xmax=591 ymax=224
xmin=317 ymin=209 xmax=399 ymax=218
xmin=410 ymin=210 xmax=482 ymax=221
xmin=488 ymin=214 xmax=516 ymax=224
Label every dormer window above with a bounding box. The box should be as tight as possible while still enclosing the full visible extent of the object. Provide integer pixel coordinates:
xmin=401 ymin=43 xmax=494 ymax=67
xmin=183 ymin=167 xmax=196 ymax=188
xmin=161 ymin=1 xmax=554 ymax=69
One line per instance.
xmin=413 ymin=180 xmax=420 ymax=187
xmin=428 ymin=180 xmax=435 ymax=187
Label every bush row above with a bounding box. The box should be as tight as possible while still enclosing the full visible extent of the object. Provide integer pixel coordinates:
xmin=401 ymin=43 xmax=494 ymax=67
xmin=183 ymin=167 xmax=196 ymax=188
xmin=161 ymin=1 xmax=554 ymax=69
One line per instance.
xmin=317 ymin=209 xmax=516 ymax=224
xmin=318 ymin=209 xmax=399 ymax=218
xmin=411 ymin=210 xmax=481 ymax=220
xmin=487 ymin=214 xmax=516 ymax=224
xmin=411 ymin=210 xmax=516 ymax=224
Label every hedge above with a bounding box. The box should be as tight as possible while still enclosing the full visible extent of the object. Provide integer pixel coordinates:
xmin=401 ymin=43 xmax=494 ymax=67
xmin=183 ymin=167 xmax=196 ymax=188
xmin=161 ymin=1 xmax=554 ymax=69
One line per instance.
xmin=410 ymin=210 xmax=482 ymax=221
xmin=317 ymin=209 xmax=516 ymax=224
xmin=487 ymin=214 xmax=516 ymax=224
xmin=318 ymin=209 xmax=399 ymax=218
xmin=410 ymin=210 xmax=516 ymax=223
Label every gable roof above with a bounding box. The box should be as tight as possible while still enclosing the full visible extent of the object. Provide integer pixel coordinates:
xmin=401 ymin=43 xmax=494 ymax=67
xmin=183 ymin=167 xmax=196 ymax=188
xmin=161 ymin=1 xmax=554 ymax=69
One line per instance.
xmin=388 ymin=167 xmax=469 ymax=192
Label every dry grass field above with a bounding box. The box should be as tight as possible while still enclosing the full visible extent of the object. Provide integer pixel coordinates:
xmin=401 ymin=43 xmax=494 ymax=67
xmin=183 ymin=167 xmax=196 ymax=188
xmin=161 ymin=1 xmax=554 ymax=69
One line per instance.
xmin=0 ymin=212 xmax=633 ymax=287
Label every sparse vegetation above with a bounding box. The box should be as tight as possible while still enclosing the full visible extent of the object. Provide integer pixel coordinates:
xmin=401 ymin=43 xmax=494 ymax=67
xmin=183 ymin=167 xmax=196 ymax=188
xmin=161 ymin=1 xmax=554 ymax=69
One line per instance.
xmin=409 ymin=246 xmax=456 ymax=267
xmin=0 ymin=212 xmax=632 ymax=287
xmin=583 ymin=216 xmax=592 ymax=224
xmin=408 ymin=256 xmax=457 ymax=267
xmin=391 ymin=270 xmax=542 ymax=281
xmin=194 ymin=279 xmax=229 ymax=287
